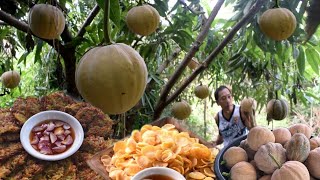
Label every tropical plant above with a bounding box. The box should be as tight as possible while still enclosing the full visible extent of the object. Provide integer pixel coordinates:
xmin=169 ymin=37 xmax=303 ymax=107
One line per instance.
xmin=0 ymin=0 xmax=319 ymax=134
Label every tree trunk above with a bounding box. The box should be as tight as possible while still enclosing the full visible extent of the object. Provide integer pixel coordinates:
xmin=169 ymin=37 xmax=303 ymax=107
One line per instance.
xmin=60 ymin=47 xmax=79 ymax=98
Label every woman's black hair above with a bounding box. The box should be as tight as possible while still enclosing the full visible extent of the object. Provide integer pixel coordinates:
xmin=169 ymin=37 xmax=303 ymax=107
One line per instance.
xmin=214 ymin=85 xmax=231 ymax=101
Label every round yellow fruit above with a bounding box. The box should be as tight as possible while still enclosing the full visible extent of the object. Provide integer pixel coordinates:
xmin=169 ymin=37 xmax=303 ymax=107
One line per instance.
xmin=194 ymin=84 xmax=209 ymax=99
xmin=171 ymin=101 xmax=191 ymax=120
xmin=75 ymin=43 xmax=148 ymax=115
xmin=188 ymin=57 xmax=199 ymax=70
xmin=126 ymin=5 xmax=160 ymax=36
xmin=266 ymin=99 xmax=289 ymax=120
xmin=1 ymin=70 xmax=20 ymax=89
xmin=28 ymin=4 xmax=65 ymax=39
xmin=259 ymin=8 xmax=296 ymax=41
xmin=240 ymin=97 xmax=257 ymax=112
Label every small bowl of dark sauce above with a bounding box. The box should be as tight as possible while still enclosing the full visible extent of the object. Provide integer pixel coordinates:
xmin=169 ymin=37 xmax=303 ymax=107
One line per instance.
xmin=131 ymin=167 xmax=186 ymax=180
xmin=20 ymin=110 xmax=84 ymax=161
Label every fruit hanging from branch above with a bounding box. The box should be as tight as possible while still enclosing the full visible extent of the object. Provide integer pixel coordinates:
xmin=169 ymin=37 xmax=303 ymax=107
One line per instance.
xmin=28 ymin=4 xmax=66 ymax=39
xmin=1 ymin=70 xmax=20 ymax=89
xmin=194 ymin=84 xmax=209 ymax=99
xmin=76 ymin=0 xmax=148 ymax=115
xmin=187 ymin=57 xmax=199 ymax=70
xmin=259 ymin=7 xmax=296 ymax=41
xmin=126 ymin=4 xmax=160 ymax=36
xmin=266 ymin=99 xmax=289 ymax=121
xmin=171 ymin=100 xmax=191 ymax=120
xmin=75 ymin=44 xmax=148 ymax=115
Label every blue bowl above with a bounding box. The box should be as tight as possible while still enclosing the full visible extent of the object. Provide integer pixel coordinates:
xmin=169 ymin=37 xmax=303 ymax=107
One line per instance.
xmin=214 ymin=135 xmax=248 ymax=180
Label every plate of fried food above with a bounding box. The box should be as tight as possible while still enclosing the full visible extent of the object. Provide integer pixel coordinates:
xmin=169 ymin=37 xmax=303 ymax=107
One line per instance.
xmin=87 ymin=117 xmax=219 ymax=180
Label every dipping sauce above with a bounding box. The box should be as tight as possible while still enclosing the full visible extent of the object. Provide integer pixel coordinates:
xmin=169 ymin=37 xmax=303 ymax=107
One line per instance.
xmin=141 ymin=174 xmax=175 ymax=180
xmin=29 ymin=120 xmax=74 ymax=155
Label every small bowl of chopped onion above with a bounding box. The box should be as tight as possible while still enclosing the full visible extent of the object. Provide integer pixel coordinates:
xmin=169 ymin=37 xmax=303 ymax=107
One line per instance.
xmin=20 ymin=110 xmax=84 ymax=161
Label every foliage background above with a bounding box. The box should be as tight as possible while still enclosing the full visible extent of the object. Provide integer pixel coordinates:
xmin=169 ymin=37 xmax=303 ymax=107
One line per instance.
xmin=0 ymin=0 xmax=319 ymax=140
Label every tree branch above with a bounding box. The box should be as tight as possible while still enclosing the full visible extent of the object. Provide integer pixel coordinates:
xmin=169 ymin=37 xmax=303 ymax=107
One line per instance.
xmin=0 ymin=9 xmax=28 ymax=32
xmin=145 ymin=48 xmax=181 ymax=91
xmin=179 ymin=0 xmax=205 ymax=15
xmin=167 ymin=0 xmax=266 ymax=109
xmin=61 ymin=24 xmax=73 ymax=42
xmin=153 ymin=0 xmax=267 ymax=120
xmin=0 ymin=9 xmax=65 ymax=53
xmin=153 ymin=0 xmax=225 ymax=120
xmin=76 ymin=4 xmax=100 ymax=38
xmin=156 ymin=47 xmax=181 ymax=74
xmin=0 ymin=21 xmax=7 ymax=25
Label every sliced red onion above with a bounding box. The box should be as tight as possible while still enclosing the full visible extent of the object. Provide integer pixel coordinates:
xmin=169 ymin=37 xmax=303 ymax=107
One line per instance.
xmin=55 ymin=141 xmax=62 ymax=146
xmin=41 ymin=123 xmax=48 ymax=128
xmin=50 ymin=132 xmax=57 ymax=143
xmin=43 ymin=130 xmax=50 ymax=135
xmin=55 ymin=121 xmax=64 ymax=127
xmin=52 ymin=145 xmax=66 ymax=153
xmin=64 ymin=130 xmax=71 ymax=136
xmin=32 ymin=126 xmax=45 ymax=132
xmin=40 ymin=146 xmax=53 ymax=155
xmin=36 ymin=132 xmax=43 ymax=138
xmin=63 ymin=124 xmax=71 ymax=130
xmin=54 ymin=127 xmax=64 ymax=136
xmin=39 ymin=135 xmax=49 ymax=143
xmin=62 ymin=135 xmax=73 ymax=145
xmin=46 ymin=121 xmax=55 ymax=131
xmin=57 ymin=134 xmax=66 ymax=140
xmin=30 ymin=135 xmax=39 ymax=145
xmin=31 ymin=145 xmax=38 ymax=150
xmin=38 ymin=141 xmax=50 ymax=149
xmin=30 ymin=120 xmax=74 ymax=155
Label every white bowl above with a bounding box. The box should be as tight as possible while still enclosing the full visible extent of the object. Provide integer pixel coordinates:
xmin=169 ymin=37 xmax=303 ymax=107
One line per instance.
xmin=20 ymin=110 xmax=84 ymax=161
xmin=131 ymin=167 xmax=186 ymax=180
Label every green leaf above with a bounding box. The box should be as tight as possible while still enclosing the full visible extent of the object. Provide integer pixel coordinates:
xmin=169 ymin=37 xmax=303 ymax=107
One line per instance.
xmin=167 ymin=0 xmax=179 ymax=15
xmin=305 ymin=47 xmax=319 ymax=74
xmin=296 ymin=46 xmax=305 ymax=75
xmin=176 ymin=30 xmax=194 ymax=45
xmin=96 ymin=0 xmax=121 ymax=28
xmin=172 ymin=35 xmax=188 ymax=51
xmin=34 ymin=39 xmax=43 ymax=64
xmin=143 ymin=92 xmax=154 ymax=111
xmin=0 ymin=28 xmax=9 ymax=39
xmin=154 ymin=0 xmax=168 ymax=17
xmin=18 ymin=52 xmax=29 ymax=65
xmin=149 ymin=73 xmax=162 ymax=85
xmin=305 ymin=92 xmax=320 ymax=101
xmin=292 ymin=44 xmax=299 ymax=59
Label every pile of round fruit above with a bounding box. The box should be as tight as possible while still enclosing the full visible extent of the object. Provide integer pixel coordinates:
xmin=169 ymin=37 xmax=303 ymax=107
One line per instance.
xmin=222 ymin=123 xmax=320 ymax=180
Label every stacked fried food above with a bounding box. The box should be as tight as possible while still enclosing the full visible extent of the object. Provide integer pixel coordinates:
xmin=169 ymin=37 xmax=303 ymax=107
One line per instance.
xmin=0 ymin=91 xmax=115 ymax=179
xmin=101 ymin=124 xmax=219 ymax=180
